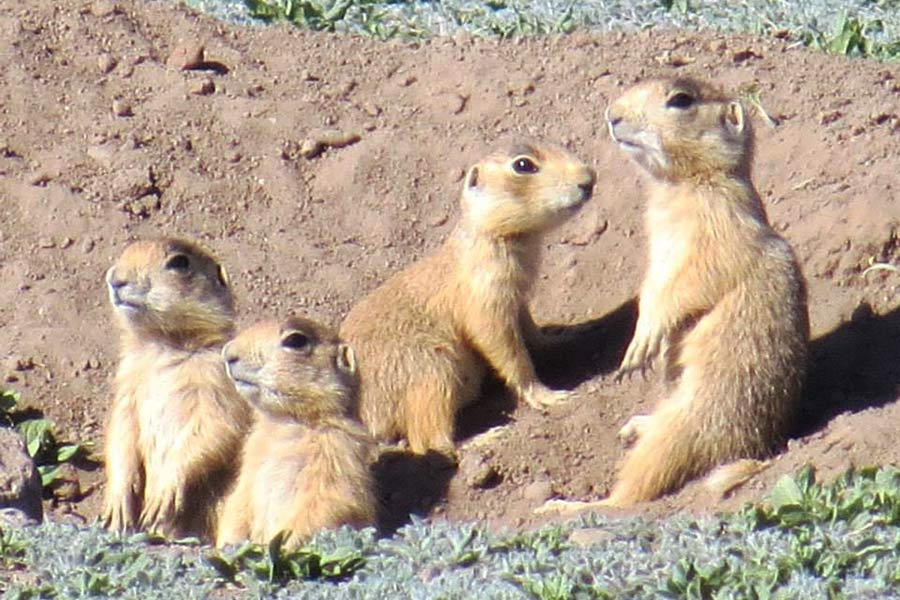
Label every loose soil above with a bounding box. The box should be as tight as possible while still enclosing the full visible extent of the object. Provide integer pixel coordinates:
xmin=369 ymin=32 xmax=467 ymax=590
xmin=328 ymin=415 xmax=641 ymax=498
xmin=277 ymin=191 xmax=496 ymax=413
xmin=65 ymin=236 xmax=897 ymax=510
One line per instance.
xmin=1 ymin=0 xmax=898 ymax=535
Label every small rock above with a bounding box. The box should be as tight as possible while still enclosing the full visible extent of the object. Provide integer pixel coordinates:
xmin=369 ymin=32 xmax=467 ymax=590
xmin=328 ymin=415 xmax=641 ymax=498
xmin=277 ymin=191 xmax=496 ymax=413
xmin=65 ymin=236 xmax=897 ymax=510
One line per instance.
xmin=38 ymin=237 xmax=56 ymax=249
xmin=569 ymin=528 xmax=614 ymax=548
xmin=732 ymin=49 xmax=762 ymax=63
xmin=523 ymin=480 xmax=554 ymax=503
xmin=112 ymin=99 xmax=133 ymax=117
xmin=436 ymin=92 xmax=467 ymax=115
xmin=297 ymin=130 xmax=361 ymax=159
xmin=190 ymin=78 xmax=215 ymax=96
xmin=361 ymin=102 xmax=381 ymax=117
xmin=819 ymin=110 xmax=843 ymax=125
xmin=48 ymin=463 xmax=81 ymax=502
xmin=459 ymin=453 xmax=501 ymax=489
xmin=81 ymin=238 xmax=95 ymax=254
xmin=167 ymin=39 xmax=205 ymax=71
xmin=0 ymin=429 xmax=43 ymax=523
xmin=59 ymin=237 xmax=74 ymax=249
xmin=90 ymin=0 xmax=119 ymax=17
xmin=97 ymin=53 xmax=117 ymax=74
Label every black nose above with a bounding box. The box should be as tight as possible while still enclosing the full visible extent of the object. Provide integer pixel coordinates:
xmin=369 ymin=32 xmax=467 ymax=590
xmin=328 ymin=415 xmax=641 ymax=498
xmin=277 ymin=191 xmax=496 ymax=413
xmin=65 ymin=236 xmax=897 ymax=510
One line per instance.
xmin=221 ymin=342 xmax=238 ymax=364
xmin=604 ymin=106 xmax=620 ymax=126
xmin=579 ymin=182 xmax=593 ymax=197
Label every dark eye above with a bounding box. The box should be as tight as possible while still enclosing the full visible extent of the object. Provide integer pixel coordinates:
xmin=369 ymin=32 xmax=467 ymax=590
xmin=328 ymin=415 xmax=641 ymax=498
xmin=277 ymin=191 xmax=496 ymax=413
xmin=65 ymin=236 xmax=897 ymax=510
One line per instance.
xmin=281 ymin=332 xmax=310 ymax=350
xmin=666 ymin=92 xmax=696 ymax=109
xmin=512 ymin=157 xmax=539 ymax=174
xmin=165 ymin=254 xmax=191 ymax=271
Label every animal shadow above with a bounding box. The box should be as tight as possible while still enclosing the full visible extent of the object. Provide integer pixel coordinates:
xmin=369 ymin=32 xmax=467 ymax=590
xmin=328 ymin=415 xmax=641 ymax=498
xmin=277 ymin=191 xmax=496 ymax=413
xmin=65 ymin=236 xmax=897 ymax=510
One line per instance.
xmin=372 ymin=449 xmax=457 ymax=535
xmin=795 ymin=302 xmax=900 ymax=437
xmin=533 ymin=298 xmax=638 ymax=390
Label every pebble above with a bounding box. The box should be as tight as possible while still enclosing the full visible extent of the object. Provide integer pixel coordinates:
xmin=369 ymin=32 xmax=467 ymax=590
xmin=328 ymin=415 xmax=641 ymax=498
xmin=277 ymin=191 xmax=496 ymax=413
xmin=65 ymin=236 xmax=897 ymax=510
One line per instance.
xmin=298 ymin=130 xmax=361 ymax=159
xmin=90 ymin=0 xmax=119 ymax=17
xmin=167 ymin=39 xmax=205 ymax=71
xmin=112 ymin=99 xmax=133 ymax=117
xmin=190 ymin=78 xmax=215 ymax=96
xmin=97 ymin=53 xmax=117 ymax=74
xmin=523 ymin=480 xmax=554 ymax=503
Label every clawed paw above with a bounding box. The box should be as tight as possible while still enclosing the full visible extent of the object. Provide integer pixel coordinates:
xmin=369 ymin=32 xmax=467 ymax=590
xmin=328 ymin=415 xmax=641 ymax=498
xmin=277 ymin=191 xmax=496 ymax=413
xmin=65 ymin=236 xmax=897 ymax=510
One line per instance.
xmin=522 ymin=386 xmax=570 ymax=409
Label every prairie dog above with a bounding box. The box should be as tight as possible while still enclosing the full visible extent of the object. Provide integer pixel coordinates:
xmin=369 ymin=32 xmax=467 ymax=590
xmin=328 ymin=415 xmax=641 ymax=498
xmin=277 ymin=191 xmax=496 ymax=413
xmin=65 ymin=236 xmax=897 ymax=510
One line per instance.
xmin=216 ymin=317 xmax=376 ymax=548
xmin=543 ymin=78 xmax=808 ymax=513
xmin=340 ymin=143 xmax=596 ymax=457
xmin=102 ymin=238 xmax=252 ymax=539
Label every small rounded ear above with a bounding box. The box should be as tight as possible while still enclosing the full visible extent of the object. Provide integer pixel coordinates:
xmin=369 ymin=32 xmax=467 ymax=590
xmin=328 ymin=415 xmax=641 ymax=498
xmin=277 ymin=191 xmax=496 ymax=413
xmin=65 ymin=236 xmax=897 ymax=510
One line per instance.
xmin=725 ymin=101 xmax=745 ymax=134
xmin=217 ymin=264 xmax=230 ymax=287
xmin=466 ymin=166 xmax=479 ymax=189
xmin=337 ymin=343 xmax=356 ymax=375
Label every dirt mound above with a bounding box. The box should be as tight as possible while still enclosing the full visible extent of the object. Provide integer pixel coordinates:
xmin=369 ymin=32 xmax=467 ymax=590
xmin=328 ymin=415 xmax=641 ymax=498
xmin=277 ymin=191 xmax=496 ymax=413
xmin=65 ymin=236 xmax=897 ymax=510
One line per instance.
xmin=1 ymin=1 xmax=898 ymax=530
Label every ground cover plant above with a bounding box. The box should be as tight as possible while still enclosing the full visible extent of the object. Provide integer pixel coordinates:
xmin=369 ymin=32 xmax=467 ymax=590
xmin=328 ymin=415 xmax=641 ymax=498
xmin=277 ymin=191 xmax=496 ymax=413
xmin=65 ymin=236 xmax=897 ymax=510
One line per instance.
xmin=188 ymin=0 xmax=900 ymax=58
xmin=0 ymin=390 xmax=86 ymax=493
xmin=3 ymin=466 xmax=900 ymax=598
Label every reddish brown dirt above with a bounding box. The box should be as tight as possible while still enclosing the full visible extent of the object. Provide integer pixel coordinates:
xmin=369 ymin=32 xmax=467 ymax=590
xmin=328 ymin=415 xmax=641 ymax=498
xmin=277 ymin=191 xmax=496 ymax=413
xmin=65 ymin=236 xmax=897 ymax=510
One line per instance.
xmin=1 ymin=0 xmax=898 ymax=534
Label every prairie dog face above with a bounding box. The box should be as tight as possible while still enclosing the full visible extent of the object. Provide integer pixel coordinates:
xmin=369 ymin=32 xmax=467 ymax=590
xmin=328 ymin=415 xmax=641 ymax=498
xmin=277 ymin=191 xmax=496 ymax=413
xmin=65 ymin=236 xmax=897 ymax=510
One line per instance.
xmin=106 ymin=238 xmax=234 ymax=345
xmin=461 ymin=143 xmax=596 ymax=237
xmin=606 ymin=78 xmax=751 ymax=180
xmin=222 ymin=317 xmax=358 ymax=424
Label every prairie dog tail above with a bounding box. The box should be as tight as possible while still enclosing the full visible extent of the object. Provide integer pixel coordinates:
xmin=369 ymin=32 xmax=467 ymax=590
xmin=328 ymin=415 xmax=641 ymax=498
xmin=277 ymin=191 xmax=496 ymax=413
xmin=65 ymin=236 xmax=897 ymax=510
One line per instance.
xmin=604 ymin=397 xmax=707 ymax=505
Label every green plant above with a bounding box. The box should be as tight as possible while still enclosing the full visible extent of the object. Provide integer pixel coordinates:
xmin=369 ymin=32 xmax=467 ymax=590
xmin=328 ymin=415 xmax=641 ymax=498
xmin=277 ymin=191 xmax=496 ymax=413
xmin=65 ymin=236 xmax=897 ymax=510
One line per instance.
xmin=0 ymin=389 xmax=86 ymax=490
xmin=798 ymin=12 xmax=900 ymax=59
xmin=207 ymin=531 xmax=366 ymax=587
xmin=660 ymin=0 xmax=690 ymax=14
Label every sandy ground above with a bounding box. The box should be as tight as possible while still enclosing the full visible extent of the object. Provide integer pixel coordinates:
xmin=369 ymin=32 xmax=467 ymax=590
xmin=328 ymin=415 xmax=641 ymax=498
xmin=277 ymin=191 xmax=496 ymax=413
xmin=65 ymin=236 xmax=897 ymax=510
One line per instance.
xmin=0 ymin=0 xmax=898 ymax=533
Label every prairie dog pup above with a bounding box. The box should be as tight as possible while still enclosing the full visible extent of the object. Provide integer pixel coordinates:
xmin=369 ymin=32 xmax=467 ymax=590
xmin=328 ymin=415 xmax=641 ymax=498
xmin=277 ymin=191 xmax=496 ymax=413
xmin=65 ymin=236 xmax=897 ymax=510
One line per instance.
xmin=216 ymin=317 xmax=376 ymax=548
xmin=102 ymin=238 xmax=252 ymax=539
xmin=542 ymin=78 xmax=808 ymax=513
xmin=340 ymin=143 xmax=596 ymax=457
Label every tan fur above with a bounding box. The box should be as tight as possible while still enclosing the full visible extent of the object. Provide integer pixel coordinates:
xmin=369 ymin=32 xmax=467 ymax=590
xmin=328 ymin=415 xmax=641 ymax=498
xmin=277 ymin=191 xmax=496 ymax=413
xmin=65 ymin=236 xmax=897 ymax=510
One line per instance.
xmin=101 ymin=238 xmax=252 ymax=540
xmin=340 ymin=143 xmax=596 ymax=457
xmin=602 ymin=77 xmax=809 ymax=505
xmin=216 ymin=317 xmax=376 ymax=549
xmin=537 ymin=79 xmax=808 ymax=516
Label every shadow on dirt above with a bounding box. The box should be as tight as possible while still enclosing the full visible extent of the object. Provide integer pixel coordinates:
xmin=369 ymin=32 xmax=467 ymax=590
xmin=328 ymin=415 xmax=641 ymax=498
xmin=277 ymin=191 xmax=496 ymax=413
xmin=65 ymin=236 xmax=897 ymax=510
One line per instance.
xmin=795 ymin=302 xmax=900 ymax=437
xmin=534 ymin=298 xmax=638 ymax=390
xmin=372 ymin=449 xmax=457 ymax=536
xmin=373 ymin=299 xmax=639 ymax=532
xmin=455 ymin=297 xmax=637 ymax=441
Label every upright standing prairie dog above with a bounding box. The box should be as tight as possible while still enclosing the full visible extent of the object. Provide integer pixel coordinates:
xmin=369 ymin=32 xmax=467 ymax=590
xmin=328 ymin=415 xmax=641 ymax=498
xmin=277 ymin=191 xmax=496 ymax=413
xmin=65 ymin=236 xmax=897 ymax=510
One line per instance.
xmin=542 ymin=78 xmax=808 ymax=513
xmin=216 ymin=317 xmax=376 ymax=548
xmin=341 ymin=143 xmax=596 ymax=457
xmin=102 ymin=238 xmax=252 ymax=539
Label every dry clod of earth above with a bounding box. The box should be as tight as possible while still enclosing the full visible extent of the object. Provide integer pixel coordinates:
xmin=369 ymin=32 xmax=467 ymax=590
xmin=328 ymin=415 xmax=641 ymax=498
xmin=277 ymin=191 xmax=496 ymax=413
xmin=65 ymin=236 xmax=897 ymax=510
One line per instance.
xmin=0 ymin=0 xmax=897 ymax=532
xmin=0 ymin=428 xmax=43 ymax=523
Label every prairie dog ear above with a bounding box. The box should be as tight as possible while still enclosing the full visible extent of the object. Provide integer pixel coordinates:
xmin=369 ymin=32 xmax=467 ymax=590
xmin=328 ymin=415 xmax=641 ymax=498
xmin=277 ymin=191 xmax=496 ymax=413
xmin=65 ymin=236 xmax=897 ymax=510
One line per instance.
xmin=337 ymin=343 xmax=356 ymax=375
xmin=466 ymin=166 xmax=480 ymax=189
xmin=724 ymin=101 xmax=745 ymax=135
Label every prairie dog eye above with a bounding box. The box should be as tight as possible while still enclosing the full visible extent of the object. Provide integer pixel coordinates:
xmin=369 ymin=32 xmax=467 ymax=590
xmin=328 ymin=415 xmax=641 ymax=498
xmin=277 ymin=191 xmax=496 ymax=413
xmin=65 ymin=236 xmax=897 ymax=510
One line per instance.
xmin=281 ymin=332 xmax=310 ymax=351
xmin=165 ymin=254 xmax=191 ymax=271
xmin=666 ymin=91 xmax=696 ymax=109
xmin=512 ymin=156 xmax=539 ymax=174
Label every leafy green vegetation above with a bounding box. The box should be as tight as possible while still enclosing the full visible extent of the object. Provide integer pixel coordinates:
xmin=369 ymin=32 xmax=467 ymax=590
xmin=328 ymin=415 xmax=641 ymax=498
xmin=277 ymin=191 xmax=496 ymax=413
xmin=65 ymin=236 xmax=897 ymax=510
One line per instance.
xmin=207 ymin=530 xmax=366 ymax=588
xmin=4 ymin=466 xmax=900 ymax=597
xmin=0 ymin=389 xmax=87 ymax=491
xmin=208 ymin=0 xmax=900 ymax=60
xmin=794 ymin=11 xmax=900 ymax=59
